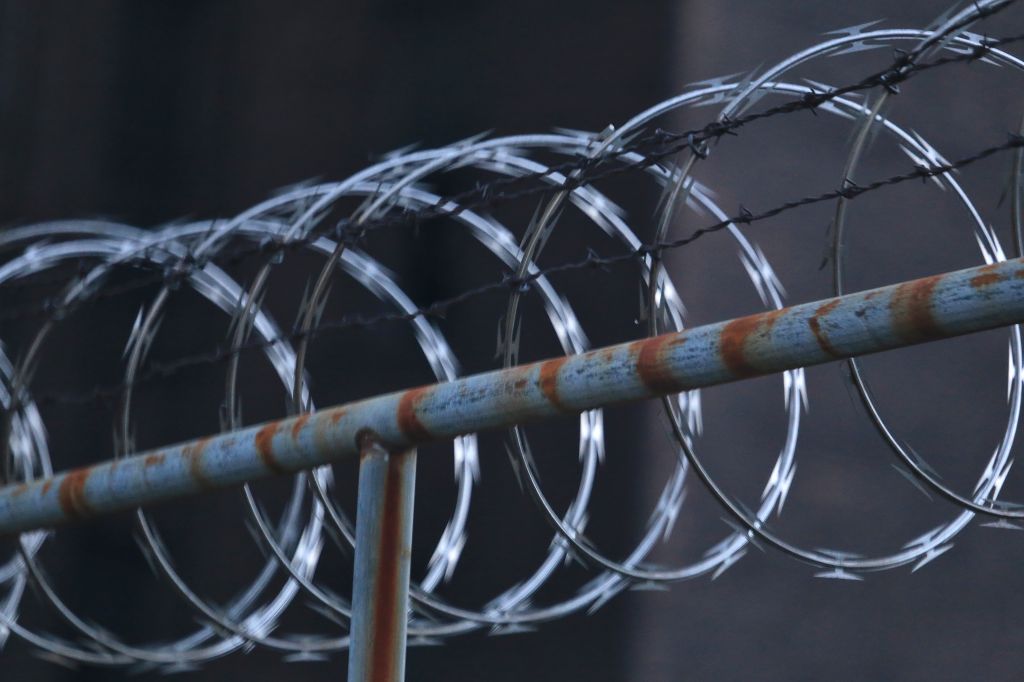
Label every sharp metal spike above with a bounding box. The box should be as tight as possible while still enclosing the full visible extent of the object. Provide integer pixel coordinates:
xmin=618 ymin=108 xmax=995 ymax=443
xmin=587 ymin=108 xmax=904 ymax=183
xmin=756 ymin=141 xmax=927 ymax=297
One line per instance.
xmin=160 ymin=661 xmax=203 ymax=675
xmin=282 ymin=651 xmax=331 ymax=663
xmin=306 ymin=601 xmax=348 ymax=627
xmin=829 ymin=40 xmax=887 ymax=57
xmin=824 ymin=19 xmax=886 ymax=37
xmin=902 ymin=524 xmax=946 ymax=550
xmin=776 ymin=463 xmax=797 ymax=516
xmin=408 ymin=636 xmax=445 ymax=647
xmin=912 ymin=544 xmax=953 ymax=572
xmin=815 ymin=547 xmax=864 ymax=561
xmin=890 ymin=463 xmax=934 ymax=501
xmin=586 ymin=581 xmax=627 ymax=615
xmin=629 ymin=581 xmax=669 ymax=593
xmin=31 ymin=650 xmax=81 ymax=670
xmin=711 ymin=548 xmax=747 ymax=580
xmin=980 ymin=518 xmax=1024 ymax=530
xmin=488 ymin=623 xmax=537 ymax=637
xmin=814 ymin=568 xmax=864 ymax=581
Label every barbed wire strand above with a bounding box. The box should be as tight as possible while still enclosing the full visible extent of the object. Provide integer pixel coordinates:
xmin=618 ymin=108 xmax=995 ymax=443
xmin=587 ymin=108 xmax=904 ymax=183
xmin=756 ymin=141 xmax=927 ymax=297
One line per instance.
xmin=20 ymin=130 xmax=1024 ymax=409
xmin=2 ymin=22 xmax=1021 ymax=325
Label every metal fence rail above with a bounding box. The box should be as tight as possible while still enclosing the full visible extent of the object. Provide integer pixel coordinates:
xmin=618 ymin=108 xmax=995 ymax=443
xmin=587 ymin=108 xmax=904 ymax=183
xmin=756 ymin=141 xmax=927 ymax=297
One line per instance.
xmin=1 ymin=257 xmax=1022 ymax=679
xmin=2 ymin=257 xmax=1021 ymax=536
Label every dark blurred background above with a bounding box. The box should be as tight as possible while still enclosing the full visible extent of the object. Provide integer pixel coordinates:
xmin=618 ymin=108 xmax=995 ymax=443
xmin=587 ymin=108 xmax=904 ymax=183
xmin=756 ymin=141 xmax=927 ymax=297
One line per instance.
xmin=3 ymin=1 xmax=1024 ymax=680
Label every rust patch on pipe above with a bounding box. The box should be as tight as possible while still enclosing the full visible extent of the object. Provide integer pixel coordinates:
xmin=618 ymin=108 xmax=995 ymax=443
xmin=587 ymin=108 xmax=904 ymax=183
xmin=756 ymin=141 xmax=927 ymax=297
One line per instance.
xmin=42 ymin=480 xmax=52 ymax=495
xmin=397 ymin=387 xmax=432 ymax=441
xmin=538 ymin=357 xmax=569 ymax=411
xmin=889 ymin=274 xmax=943 ymax=342
xmin=58 ymin=469 xmax=92 ymax=519
xmin=970 ymin=272 xmax=1004 ymax=288
xmin=291 ymin=414 xmax=311 ymax=440
xmin=183 ymin=438 xmax=213 ymax=489
xmin=144 ymin=453 xmax=165 ymax=467
xmin=719 ymin=309 xmax=782 ymax=378
xmin=367 ymin=450 xmax=410 ymax=681
xmin=808 ymin=299 xmax=842 ymax=358
xmin=635 ymin=334 xmax=681 ymax=394
xmin=816 ymin=299 xmax=841 ymax=316
xmin=330 ymin=408 xmax=347 ymax=425
xmin=255 ymin=422 xmax=286 ymax=474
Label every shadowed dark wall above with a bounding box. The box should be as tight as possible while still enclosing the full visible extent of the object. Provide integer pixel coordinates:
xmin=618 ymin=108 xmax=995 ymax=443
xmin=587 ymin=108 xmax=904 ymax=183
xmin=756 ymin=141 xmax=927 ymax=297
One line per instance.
xmin=3 ymin=2 xmax=1024 ymax=681
xmin=0 ymin=2 xmax=674 ymax=681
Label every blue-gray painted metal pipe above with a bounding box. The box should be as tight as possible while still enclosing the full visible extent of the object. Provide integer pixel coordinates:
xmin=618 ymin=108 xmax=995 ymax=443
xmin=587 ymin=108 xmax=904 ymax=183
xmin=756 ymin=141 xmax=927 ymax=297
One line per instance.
xmin=0 ymin=257 xmax=1023 ymax=536
xmin=348 ymin=436 xmax=416 ymax=682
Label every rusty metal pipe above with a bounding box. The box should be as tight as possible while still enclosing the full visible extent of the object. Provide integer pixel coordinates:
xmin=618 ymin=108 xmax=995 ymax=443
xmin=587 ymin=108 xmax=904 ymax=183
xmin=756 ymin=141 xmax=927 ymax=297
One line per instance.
xmin=348 ymin=435 xmax=416 ymax=682
xmin=1 ymin=257 xmax=1023 ymax=536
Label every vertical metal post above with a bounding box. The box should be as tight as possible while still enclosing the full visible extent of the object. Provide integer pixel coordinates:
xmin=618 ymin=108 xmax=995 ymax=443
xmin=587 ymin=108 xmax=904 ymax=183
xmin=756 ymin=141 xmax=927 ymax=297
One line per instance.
xmin=348 ymin=432 xmax=417 ymax=682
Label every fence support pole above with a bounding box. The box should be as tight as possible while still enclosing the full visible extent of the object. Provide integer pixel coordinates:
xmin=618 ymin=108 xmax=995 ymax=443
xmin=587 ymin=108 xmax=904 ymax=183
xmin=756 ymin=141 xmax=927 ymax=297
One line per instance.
xmin=348 ymin=432 xmax=417 ymax=682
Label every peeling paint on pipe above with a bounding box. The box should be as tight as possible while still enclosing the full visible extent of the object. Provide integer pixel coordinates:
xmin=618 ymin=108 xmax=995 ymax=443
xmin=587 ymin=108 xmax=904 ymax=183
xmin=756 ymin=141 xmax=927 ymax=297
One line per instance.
xmin=1 ymin=257 xmax=1023 ymax=536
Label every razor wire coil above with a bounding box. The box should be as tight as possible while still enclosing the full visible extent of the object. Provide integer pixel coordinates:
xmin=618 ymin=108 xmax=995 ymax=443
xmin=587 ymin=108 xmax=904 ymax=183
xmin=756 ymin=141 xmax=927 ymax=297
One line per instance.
xmin=1 ymin=0 xmax=1023 ymax=667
